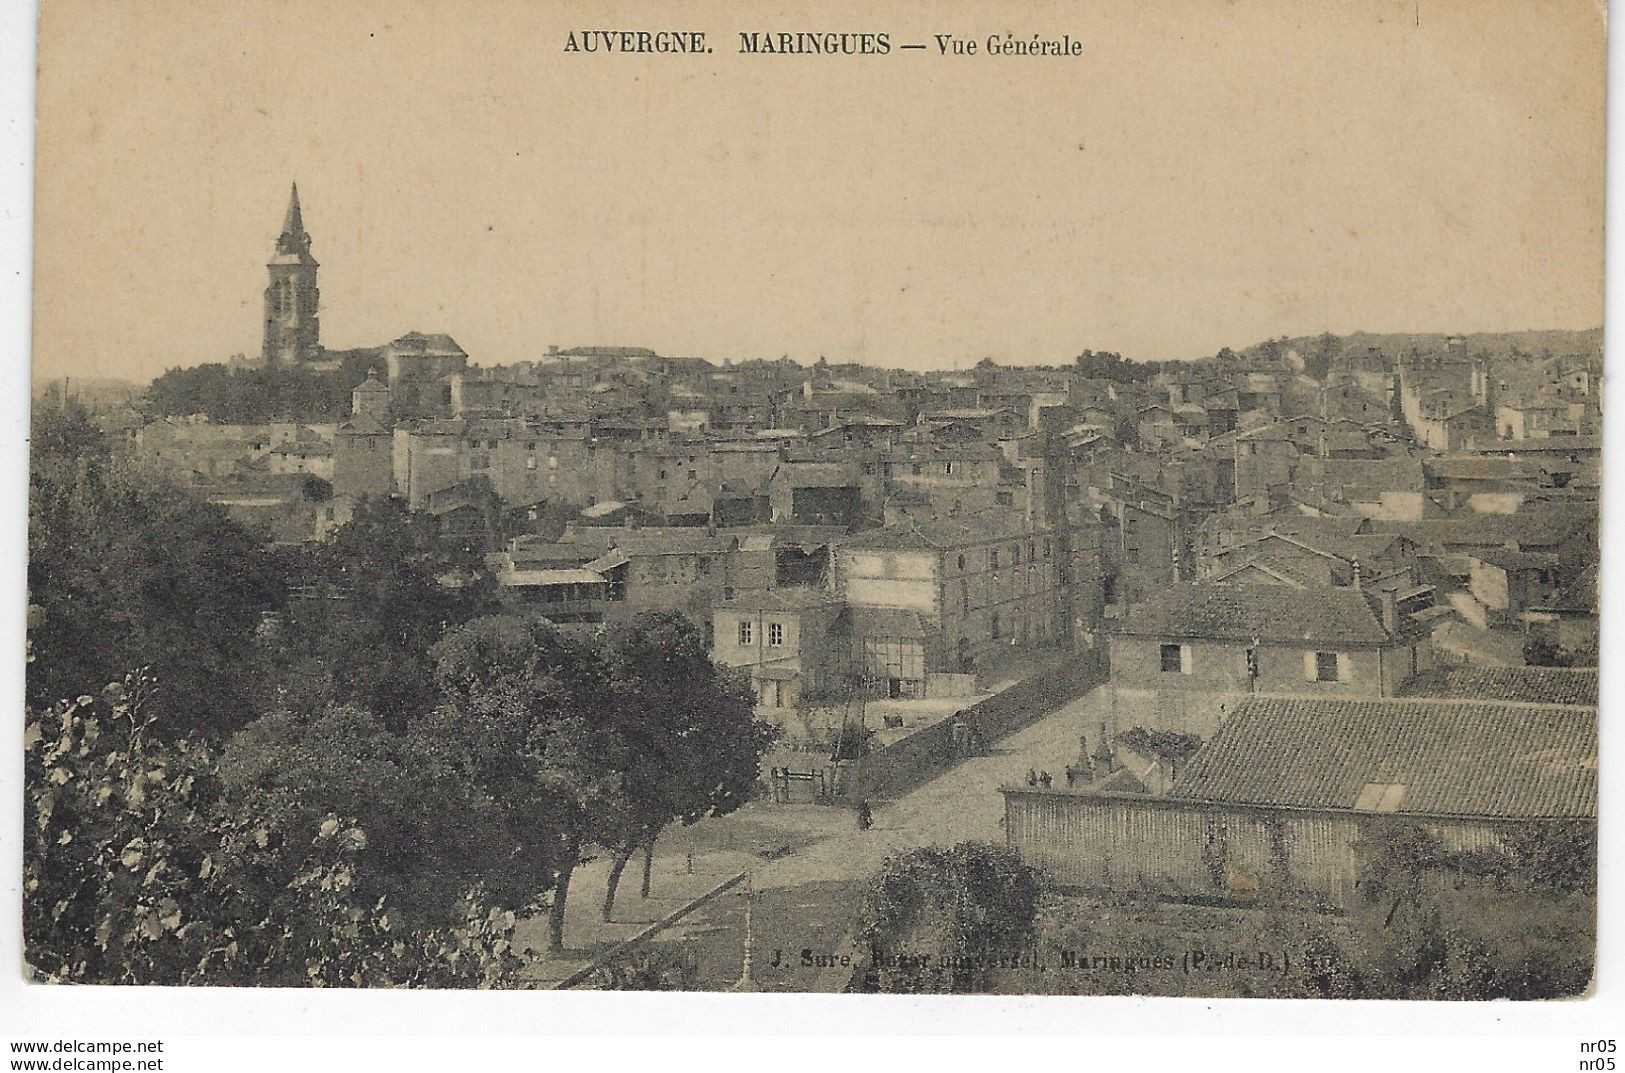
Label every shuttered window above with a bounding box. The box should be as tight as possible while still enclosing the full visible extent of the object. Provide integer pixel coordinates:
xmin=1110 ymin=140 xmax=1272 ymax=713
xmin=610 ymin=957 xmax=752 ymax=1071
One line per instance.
xmin=1307 ymin=651 xmax=1342 ymax=682
xmin=1161 ymin=643 xmax=1192 ymax=674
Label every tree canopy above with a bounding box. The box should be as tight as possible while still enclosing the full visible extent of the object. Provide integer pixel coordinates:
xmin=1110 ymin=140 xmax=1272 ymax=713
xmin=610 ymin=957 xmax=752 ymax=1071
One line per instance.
xmin=268 ymin=496 xmax=496 ymax=727
xmin=857 ymin=841 xmax=1042 ymax=993
xmin=144 ymin=353 xmax=384 ymax=423
xmin=29 ymin=400 xmax=284 ymax=736
xmin=594 ymin=612 xmax=775 ymax=919
xmin=24 ymin=672 xmax=521 ymax=987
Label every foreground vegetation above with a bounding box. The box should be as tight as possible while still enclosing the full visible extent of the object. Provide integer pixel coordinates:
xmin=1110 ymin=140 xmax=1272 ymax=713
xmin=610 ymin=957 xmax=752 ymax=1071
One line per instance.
xmin=26 ymin=402 xmax=775 ymax=985
xmin=853 ymin=838 xmax=1594 ymax=999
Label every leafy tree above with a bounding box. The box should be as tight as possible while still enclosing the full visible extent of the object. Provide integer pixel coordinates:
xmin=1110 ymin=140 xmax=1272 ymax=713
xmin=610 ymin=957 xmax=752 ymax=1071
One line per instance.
xmin=1072 ymin=349 xmax=1155 ymax=384
xmin=1500 ymin=820 xmax=1597 ymax=894
xmin=1305 ymin=331 xmax=1343 ymax=381
xmin=1357 ymin=818 xmax=1443 ymax=922
xmin=856 ymin=842 xmax=1042 ymax=993
xmin=423 ymin=614 xmax=620 ymax=953
xmin=272 ymin=496 xmax=495 ymax=728
xmin=1522 ymin=634 xmax=1573 ymax=668
xmin=596 ymin=612 xmax=775 ymax=921
xmin=24 ymin=671 xmax=522 ymax=987
xmin=29 ymin=401 xmax=283 ymax=736
xmin=219 ymin=705 xmax=520 ymax=927
xmin=145 ymin=354 xmax=385 ymax=424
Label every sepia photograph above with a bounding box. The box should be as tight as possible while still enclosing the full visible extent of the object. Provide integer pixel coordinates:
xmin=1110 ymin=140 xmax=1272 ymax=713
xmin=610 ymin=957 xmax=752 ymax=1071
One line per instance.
xmin=10 ymin=0 xmax=1610 ymax=1040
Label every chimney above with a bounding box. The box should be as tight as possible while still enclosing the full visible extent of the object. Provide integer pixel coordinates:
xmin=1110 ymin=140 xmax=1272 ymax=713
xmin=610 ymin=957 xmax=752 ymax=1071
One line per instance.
xmin=1351 ymin=559 xmax=1363 ymax=589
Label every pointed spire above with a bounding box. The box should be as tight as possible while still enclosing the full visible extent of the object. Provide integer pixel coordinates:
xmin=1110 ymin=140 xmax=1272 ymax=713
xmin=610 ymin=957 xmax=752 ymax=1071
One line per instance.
xmin=273 ymin=181 xmax=315 ymax=261
xmin=281 ymin=181 xmax=304 ymax=237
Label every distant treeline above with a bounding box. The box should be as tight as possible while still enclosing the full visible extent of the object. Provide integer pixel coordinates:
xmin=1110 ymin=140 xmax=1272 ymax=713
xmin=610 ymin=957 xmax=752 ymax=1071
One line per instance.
xmin=145 ymin=351 xmax=384 ymax=422
xmin=1071 ymin=350 xmax=1174 ymax=382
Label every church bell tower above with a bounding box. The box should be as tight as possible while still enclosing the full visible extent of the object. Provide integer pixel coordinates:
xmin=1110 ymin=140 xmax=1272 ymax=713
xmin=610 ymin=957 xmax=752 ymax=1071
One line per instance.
xmin=263 ymin=182 xmax=321 ymax=364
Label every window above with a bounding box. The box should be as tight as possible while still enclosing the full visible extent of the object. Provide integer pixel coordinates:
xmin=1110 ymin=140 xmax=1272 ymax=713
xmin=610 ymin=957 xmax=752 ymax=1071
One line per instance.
xmin=990 ymin=611 xmax=1001 ymax=639
xmin=1245 ymin=647 xmax=1259 ymax=679
xmin=996 ymin=491 xmax=1013 ymax=506
xmin=990 ymin=549 xmax=1000 ymax=568
xmin=738 ymin=620 xmax=752 ymax=645
xmin=911 ymin=463 xmax=923 ymax=476
xmin=687 ymin=469 xmax=697 ymax=480
xmin=957 ymin=554 xmax=966 ymax=570
xmin=1160 ymin=643 xmax=1187 ymax=673
xmin=944 ymin=461 xmax=956 ymax=475
xmin=1013 ymin=545 xmax=1021 ymax=565
xmin=1354 ymin=783 xmax=1407 ymax=812
xmin=768 ymin=622 xmax=784 ymax=647
xmin=1313 ymin=651 xmax=1341 ymax=682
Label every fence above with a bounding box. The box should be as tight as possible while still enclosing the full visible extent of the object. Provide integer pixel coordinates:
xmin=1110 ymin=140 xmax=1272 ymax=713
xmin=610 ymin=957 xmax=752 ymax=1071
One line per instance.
xmin=1001 ymin=788 xmax=1544 ymax=909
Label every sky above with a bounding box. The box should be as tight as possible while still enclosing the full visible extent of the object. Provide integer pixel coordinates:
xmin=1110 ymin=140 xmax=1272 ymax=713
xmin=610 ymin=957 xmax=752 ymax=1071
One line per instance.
xmin=31 ymin=0 xmax=1605 ymax=383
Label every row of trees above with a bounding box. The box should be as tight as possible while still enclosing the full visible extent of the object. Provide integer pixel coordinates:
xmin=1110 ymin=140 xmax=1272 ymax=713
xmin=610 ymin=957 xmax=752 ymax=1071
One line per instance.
xmin=28 ymin=609 xmax=774 ymax=983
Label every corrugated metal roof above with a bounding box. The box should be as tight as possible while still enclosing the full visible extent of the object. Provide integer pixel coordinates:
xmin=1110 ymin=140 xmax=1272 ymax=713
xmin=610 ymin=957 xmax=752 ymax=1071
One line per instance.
xmin=1171 ymin=696 xmax=1596 ymax=820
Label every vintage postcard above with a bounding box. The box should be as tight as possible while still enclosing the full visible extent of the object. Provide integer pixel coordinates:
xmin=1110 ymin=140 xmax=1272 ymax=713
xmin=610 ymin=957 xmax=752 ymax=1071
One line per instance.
xmin=23 ymin=0 xmax=1601 ymax=1005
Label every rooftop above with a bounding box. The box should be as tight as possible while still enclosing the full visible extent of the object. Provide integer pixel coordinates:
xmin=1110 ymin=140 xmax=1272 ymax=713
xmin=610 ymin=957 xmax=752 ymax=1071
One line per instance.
xmin=1108 ymin=582 xmax=1397 ymax=647
xmin=715 ymin=587 xmax=841 ymax=611
xmin=1398 ymin=665 xmax=1597 ymax=708
xmin=1170 ymin=695 xmax=1595 ymax=820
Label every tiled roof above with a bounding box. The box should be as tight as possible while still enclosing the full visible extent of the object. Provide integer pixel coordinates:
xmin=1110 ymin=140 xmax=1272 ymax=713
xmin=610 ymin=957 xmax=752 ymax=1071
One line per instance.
xmin=837 ymin=606 xmax=929 ymax=639
xmin=1425 ymin=456 xmax=1539 ymax=481
xmin=772 ymin=462 xmax=855 ymax=487
xmin=716 ymin=586 xmax=841 ymax=612
xmin=389 ymin=331 xmax=467 ymax=355
xmin=838 ymin=522 xmax=935 ymax=551
xmin=338 ymin=416 xmax=390 ymax=436
xmin=1108 ymin=582 xmax=1396 ymax=646
xmin=1398 ymin=666 xmax=1597 ymax=708
xmin=614 ymin=529 xmax=736 ymax=556
xmin=841 ymin=509 xmax=1038 ymax=551
xmin=1468 ymin=547 xmax=1555 ymax=572
xmin=1367 ymin=509 xmax=1593 ymax=550
xmin=1170 ymin=696 xmax=1596 ymax=820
